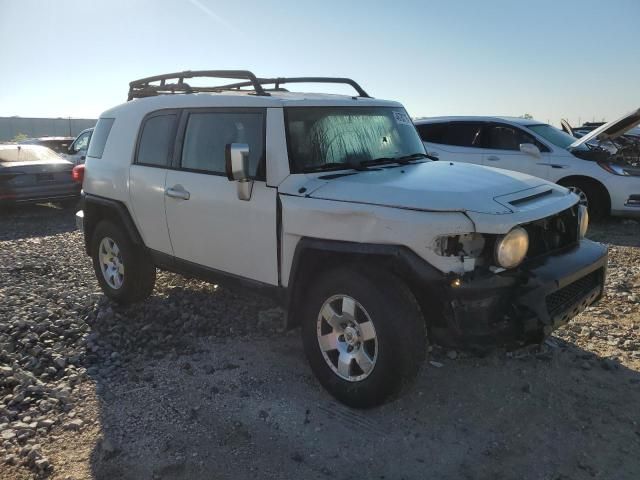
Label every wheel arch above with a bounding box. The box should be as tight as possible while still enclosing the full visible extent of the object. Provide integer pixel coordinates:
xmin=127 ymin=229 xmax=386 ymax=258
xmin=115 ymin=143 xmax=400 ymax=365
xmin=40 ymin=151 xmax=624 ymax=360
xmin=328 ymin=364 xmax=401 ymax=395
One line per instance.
xmin=556 ymin=175 xmax=611 ymax=215
xmin=82 ymin=194 xmax=144 ymax=256
xmin=284 ymin=238 xmax=446 ymax=330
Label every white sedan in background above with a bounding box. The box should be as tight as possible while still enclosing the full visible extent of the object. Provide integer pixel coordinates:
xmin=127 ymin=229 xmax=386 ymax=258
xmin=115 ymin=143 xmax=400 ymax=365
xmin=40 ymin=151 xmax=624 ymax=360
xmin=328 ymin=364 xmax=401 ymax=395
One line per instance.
xmin=415 ymin=109 xmax=640 ymax=219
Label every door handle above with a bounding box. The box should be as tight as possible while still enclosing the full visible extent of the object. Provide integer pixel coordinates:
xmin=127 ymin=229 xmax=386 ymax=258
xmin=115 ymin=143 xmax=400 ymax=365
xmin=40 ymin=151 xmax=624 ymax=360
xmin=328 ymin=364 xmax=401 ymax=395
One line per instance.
xmin=165 ymin=186 xmax=190 ymax=200
xmin=486 ymin=156 xmax=500 ymax=161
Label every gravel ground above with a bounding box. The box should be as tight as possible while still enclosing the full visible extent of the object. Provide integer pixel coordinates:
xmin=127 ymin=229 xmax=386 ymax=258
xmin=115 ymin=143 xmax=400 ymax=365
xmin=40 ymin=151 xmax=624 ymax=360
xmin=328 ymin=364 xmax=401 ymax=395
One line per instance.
xmin=0 ymin=204 xmax=639 ymax=480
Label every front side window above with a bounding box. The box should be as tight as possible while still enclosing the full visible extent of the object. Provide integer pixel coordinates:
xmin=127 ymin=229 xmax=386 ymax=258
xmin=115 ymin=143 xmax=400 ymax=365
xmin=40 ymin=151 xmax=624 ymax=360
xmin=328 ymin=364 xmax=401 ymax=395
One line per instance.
xmin=285 ymin=107 xmax=425 ymax=173
xmin=181 ymin=111 xmax=264 ymax=177
xmin=72 ymin=131 xmax=91 ymax=153
xmin=487 ymin=124 xmax=544 ymax=151
xmin=136 ymin=114 xmax=177 ymax=167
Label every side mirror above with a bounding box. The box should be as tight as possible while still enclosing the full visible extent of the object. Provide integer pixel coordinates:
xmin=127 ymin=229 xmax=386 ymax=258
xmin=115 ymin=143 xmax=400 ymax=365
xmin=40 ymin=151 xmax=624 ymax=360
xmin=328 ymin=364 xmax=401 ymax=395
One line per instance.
xmin=225 ymin=143 xmax=253 ymax=201
xmin=519 ymin=143 xmax=541 ymax=158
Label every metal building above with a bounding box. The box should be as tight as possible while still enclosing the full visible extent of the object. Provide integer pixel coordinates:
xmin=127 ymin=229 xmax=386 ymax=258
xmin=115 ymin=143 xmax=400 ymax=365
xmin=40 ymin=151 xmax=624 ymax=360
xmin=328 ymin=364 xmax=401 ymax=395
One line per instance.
xmin=0 ymin=117 xmax=97 ymax=142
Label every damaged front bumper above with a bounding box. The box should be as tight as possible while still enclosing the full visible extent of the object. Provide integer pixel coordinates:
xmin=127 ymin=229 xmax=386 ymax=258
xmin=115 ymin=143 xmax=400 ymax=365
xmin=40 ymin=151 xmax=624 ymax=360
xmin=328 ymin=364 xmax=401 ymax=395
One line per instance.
xmin=432 ymin=239 xmax=608 ymax=349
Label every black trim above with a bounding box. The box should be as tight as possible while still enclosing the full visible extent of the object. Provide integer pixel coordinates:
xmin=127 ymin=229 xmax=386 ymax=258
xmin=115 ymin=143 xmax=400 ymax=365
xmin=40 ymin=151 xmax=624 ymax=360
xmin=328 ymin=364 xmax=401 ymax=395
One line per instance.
xmin=149 ymin=249 xmax=285 ymax=303
xmin=81 ymin=193 xmax=144 ymax=254
xmin=285 ymin=238 xmax=445 ymax=329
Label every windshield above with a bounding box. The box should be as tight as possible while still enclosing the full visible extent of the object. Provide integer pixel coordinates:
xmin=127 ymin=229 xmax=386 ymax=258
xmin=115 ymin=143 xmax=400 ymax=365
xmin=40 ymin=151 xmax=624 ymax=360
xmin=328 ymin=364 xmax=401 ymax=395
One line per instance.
xmin=527 ymin=124 xmax=587 ymax=151
xmin=285 ymin=107 xmax=426 ymax=173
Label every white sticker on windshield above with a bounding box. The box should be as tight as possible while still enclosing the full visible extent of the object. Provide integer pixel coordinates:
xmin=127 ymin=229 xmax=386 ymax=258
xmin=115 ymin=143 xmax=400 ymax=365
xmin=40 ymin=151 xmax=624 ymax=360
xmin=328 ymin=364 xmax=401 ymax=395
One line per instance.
xmin=393 ymin=111 xmax=412 ymax=126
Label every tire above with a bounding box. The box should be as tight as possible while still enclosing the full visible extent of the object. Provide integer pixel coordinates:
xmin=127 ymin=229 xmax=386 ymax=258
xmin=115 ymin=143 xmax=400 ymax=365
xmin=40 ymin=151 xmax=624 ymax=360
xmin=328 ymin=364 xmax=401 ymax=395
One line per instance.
xmin=301 ymin=266 xmax=427 ymax=408
xmin=563 ymin=179 xmax=608 ymax=220
xmin=91 ymin=220 xmax=156 ymax=304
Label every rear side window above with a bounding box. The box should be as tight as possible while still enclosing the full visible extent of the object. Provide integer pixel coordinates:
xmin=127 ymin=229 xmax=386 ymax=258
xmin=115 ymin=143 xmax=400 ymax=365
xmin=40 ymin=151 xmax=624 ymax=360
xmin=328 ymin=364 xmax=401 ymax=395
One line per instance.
xmin=444 ymin=122 xmax=484 ymax=147
xmin=87 ymin=119 xmax=114 ymax=159
xmin=136 ymin=114 xmax=177 ymax=167
xmin=416 ymin=123 xmax=448 ymax=144
xmin=180 ymin=111 xmax=265 ymax=177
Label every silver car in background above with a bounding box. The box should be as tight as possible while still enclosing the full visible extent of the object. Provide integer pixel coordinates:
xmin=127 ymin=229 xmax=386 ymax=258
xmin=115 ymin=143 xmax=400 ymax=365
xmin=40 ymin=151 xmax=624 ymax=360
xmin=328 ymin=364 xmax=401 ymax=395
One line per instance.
xmin=0 ymin=145 xmax=80 ymax=206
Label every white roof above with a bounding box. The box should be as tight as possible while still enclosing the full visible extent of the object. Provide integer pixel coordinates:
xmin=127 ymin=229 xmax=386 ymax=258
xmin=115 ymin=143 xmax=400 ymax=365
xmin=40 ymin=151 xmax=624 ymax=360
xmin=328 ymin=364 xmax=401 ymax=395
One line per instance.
xmin=101 ymin=91 xmax=402 ymax=118
xmin=414 ymin=116 xmax=542 ymax=126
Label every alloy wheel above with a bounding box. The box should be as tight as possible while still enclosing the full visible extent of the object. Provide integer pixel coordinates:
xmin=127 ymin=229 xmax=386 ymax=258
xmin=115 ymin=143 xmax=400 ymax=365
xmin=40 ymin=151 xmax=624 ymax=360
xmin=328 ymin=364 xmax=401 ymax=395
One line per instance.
xmin=568 ymin=186 xmax=589 ymax=209
xmin=316 ymin=294 xmax=378 ymax=382
xmin=98 ymin=237 xmax=124 ymax=289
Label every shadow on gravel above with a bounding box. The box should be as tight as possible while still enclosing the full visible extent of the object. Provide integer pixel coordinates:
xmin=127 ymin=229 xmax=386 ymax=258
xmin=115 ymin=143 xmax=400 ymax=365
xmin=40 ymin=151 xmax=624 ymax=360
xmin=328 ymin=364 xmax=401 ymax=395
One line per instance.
xmin=0 ymin=203 xmax=78 ymax=241
xmin=588 ymin=217 xmax=640 ymax=248
xmin=84 ymin=300 xmax=640 ymax=480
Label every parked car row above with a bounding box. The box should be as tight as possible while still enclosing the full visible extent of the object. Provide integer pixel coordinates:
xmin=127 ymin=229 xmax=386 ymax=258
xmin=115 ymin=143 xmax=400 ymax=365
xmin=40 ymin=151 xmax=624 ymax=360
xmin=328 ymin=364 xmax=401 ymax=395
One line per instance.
xmin=0 ymin=128 xmax=93 ymax=207
xmin=0 ymin=144 xmax=80 ymax=206
xmin=75 ymin=70 xmax=607 ymax=407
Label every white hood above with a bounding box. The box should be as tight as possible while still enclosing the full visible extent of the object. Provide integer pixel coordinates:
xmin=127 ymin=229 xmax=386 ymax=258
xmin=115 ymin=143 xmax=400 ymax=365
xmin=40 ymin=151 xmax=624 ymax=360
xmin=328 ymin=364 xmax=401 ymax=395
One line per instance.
xmin=282 ymin=161 xmax=571 ymax=216
xmin=569 ymin=107 xmax=640 ymax=148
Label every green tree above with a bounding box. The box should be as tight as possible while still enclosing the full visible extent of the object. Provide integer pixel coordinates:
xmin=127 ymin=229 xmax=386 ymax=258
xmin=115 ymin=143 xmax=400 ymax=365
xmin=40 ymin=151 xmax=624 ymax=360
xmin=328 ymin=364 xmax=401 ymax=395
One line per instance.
xmin=11 ymin=133 xmax=28 ymax=142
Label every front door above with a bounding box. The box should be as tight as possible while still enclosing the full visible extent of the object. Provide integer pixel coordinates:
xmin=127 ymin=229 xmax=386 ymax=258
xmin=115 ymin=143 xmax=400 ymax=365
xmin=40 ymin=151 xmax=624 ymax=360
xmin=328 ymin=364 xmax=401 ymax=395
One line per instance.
xmin=164 ymin=109 xmax=279 ymax=285
xmin=481 ymin=123 xmax=551 ymax=180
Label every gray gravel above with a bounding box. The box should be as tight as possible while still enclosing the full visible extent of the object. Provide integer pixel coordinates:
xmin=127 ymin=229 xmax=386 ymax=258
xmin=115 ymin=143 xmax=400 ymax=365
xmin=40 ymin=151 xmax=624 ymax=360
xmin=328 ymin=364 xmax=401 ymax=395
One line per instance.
xmin=0 ymin=204 xmax=639 ymax=480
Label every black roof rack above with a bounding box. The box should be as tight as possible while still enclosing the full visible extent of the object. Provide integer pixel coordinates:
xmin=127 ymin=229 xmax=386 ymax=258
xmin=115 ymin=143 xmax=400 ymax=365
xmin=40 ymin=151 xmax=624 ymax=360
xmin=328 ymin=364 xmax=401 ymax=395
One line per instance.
xmin=127 ymin=70 xmax=371 ymax=101
xmin=220 ymin=77 xmax=371 ymax=98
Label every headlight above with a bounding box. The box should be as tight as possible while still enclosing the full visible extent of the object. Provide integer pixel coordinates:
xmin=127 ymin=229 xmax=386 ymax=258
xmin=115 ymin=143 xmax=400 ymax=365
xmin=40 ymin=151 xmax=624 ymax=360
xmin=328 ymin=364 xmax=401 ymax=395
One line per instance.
xmin=494 ymin=227 xmax=529 ymax=269
xmin=578 ymin=205 xmax=589 ymax=238
xmin=597 ymin=162 xmax=631 ymax=176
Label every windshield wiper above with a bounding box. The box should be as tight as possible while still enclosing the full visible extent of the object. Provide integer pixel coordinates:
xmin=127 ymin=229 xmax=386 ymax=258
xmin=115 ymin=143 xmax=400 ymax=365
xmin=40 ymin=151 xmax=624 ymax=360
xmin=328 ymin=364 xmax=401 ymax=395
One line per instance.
xmin=303 ymin=152 xmax=436 ymax=173
xmin=359 ymin=152 xmax=436 ymax=168
xmin=302 ymin=162 xmax=358 ymax=173
xmin=395 ymin=152 xmax=439 ymax=162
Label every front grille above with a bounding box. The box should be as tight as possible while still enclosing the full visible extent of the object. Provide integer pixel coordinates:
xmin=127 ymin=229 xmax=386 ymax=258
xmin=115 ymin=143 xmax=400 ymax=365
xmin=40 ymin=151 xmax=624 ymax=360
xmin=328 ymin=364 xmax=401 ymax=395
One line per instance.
xmin=524 ymin=206 xmax=579 ymax=259
xmin=546 ymin=269 xmax=602 ymax=316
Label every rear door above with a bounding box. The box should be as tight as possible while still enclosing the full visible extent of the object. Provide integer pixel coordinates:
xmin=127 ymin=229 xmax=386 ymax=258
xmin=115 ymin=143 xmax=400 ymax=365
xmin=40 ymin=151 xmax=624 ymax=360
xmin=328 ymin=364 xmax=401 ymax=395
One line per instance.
xmin=417 ymin=121 xmax=485 ymax=164
xmin=482 ymin=123 xmax=551 ymax=179
xmin=164 ymin=108 xmax=278 ymax=285
xmin=128 ymin=111 xmax=177 ymax=255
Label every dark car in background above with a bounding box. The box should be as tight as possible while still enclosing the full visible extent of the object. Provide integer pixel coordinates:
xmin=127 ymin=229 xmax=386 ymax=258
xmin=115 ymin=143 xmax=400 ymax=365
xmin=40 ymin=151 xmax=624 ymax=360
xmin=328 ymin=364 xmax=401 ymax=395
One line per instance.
xmin=0 ymin=145 xmax=80 ymax=206
xmin=19 ymin=136 xmax=75 ymax=155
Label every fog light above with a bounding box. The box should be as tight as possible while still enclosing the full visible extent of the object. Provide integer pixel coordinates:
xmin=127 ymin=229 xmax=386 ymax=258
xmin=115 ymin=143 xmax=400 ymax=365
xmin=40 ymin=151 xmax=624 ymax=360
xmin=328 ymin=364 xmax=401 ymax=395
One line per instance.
xmin=451 ymin=278 xmax=462 ymax=288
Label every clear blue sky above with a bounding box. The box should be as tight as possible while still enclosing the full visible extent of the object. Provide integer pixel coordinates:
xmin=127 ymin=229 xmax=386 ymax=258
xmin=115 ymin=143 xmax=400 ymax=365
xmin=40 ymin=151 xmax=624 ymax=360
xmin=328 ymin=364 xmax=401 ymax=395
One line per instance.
xmin=0 ymin=0 xmax=638 ymax=127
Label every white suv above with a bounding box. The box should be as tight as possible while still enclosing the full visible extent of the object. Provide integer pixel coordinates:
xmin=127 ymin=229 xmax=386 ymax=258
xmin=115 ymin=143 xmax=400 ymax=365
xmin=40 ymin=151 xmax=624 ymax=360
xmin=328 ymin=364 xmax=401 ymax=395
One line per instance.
xmin=414 ymin=112 xmax=640 ymax=219
xmin=77 ymin=70 xmax=607 ymax=407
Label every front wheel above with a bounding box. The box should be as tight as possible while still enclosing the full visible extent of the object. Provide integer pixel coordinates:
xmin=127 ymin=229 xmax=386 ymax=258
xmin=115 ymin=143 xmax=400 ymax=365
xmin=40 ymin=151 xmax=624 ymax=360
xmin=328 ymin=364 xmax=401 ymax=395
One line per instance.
xmin=301 ymin=267 xmax=427 ymax=408
xmin=563 ymin=179 xmax=608 ymax=220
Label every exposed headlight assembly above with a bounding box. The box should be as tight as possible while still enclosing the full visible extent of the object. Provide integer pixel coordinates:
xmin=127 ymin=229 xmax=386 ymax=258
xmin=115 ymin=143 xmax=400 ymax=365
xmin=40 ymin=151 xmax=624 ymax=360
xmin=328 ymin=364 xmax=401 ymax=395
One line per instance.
xmin=578 ymin=204 xmax=589 ymax=238
xmin=494 ymin=227 xmax=529 ymax=269
xmin=597 ymin=162 xmax=639 ymax=176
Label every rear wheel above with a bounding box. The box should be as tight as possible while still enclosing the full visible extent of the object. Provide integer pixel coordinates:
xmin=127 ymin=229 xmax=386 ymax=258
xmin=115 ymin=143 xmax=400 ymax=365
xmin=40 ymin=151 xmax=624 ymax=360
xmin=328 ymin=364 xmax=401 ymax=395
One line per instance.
xmin=91 ymin=220 xmax=156 ymax=304
xmin=301 ymin=267 xmax=427 ymax=408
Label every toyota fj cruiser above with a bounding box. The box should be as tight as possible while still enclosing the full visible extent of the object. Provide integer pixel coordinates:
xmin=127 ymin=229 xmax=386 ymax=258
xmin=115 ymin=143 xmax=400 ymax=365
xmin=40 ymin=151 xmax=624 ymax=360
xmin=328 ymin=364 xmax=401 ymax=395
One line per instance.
xmin=77 ymin=70 xmax=607 ymax=407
